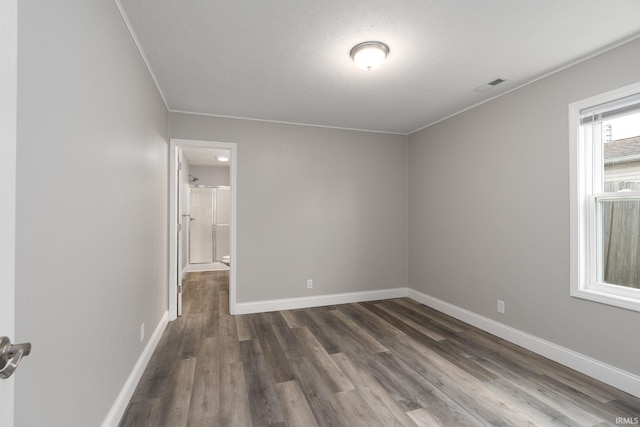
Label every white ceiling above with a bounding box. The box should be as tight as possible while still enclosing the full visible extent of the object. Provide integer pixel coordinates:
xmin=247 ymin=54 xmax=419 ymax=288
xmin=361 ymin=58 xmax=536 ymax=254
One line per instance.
xmin=183 ymin=147 xmax=230 ymax=167
xmin=118 ymin=0 xmax=640 ymax=134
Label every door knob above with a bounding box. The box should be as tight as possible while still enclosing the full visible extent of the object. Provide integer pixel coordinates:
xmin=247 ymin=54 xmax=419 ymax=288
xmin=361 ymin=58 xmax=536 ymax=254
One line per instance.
xmin=0 ymin=336 xmax=31 ymax=379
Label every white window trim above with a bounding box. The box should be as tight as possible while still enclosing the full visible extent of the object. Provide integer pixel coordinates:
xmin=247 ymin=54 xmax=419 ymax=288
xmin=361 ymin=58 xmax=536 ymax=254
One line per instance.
xmin=569 ymin=81 xmax=640 ymax=312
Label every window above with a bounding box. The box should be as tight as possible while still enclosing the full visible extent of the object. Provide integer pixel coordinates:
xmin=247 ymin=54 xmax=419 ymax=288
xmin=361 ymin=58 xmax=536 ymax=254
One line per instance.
xmin=570 ymin=82 xmax=640 ymax=312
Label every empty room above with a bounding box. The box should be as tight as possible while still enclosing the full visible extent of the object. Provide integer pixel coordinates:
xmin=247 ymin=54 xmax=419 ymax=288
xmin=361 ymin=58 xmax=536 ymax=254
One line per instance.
xmin=2 ymin=1 xmax=640 ymax=426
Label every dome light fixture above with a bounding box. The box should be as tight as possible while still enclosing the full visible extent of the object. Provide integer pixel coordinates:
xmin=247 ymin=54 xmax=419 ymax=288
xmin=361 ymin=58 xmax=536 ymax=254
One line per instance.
xmin=350 ymin=41 xmax=389 ymax=71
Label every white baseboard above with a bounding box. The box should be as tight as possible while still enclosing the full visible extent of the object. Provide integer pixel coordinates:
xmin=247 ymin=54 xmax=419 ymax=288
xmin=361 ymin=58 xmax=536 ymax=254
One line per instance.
xmin=406 ymin=288 xmax=640 ymax=398
xmin=102 ymin=311 xmax=169 ymax=427
xmin=234 ymin=287 xmax=408 ymax=315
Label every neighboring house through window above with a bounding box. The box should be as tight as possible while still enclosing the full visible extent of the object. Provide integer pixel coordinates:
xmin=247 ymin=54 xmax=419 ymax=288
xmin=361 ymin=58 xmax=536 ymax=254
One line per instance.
xmin=570 ymin=82 xmax=640 ymax=312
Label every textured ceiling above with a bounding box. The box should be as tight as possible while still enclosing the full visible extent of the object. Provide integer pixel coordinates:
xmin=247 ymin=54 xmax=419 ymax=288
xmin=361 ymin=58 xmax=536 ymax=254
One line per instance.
xmin=118 ymin=0 xmax=640 ymax=134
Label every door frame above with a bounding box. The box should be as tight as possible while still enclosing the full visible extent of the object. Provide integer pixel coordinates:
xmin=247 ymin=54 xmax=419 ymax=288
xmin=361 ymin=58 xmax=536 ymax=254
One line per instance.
xmin=169 ymin=138 xmax=237 ymax=320
xmin=0 ymin=0 xmax=18 ymax=424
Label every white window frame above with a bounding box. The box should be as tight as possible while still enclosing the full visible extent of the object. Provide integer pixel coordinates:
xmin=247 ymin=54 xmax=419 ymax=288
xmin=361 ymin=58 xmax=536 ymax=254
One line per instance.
xmin=569 ymin=81 xmax=640 ymax=312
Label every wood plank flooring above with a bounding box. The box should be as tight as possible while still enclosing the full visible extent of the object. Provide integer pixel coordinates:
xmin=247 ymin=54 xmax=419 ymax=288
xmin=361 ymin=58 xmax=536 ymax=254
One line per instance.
xmin=120 ymin=272 xmax=640 ymax=426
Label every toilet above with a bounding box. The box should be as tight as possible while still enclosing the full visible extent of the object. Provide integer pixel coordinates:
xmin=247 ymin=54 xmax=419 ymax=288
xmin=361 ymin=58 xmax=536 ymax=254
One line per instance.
xmin=222 ymin=255 xmax=230 ymax=266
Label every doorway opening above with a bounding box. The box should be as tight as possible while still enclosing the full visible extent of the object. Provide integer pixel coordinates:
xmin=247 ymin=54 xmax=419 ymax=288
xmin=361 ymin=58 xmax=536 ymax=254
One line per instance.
xmin=169 ymin=138 xmax=237 ymax=319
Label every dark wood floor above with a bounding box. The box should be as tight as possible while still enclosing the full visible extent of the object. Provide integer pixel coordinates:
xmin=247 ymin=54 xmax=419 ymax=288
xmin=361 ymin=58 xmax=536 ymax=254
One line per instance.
xmin=120 ymin=271 xmax=640 ymax=426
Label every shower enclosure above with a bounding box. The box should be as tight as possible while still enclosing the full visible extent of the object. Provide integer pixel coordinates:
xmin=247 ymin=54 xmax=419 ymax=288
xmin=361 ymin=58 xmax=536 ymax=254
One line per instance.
xmin=189 ymin=186 xmax=230 ymax=264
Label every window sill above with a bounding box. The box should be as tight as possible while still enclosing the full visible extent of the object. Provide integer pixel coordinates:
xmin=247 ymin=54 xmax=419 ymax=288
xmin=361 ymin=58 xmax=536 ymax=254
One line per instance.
xmin=571 ymin=286 xmax=640 ymax=312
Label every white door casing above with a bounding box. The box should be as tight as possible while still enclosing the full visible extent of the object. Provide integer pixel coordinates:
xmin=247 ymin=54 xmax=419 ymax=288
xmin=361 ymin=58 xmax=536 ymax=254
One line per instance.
xmin=0 ymin=0 xmax=18 ymax=424
xmin=168 ymin=139 xmax=238 ymax=319
xmin=176 ymin=147 xmax=184 ymax=316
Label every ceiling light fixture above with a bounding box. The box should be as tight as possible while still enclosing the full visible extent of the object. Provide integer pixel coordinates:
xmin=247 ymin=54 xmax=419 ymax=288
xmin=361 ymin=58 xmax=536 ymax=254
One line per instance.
xmin=216 ymin=155 xmax=229 ymax=162
xmin=350 ymin=41 xmax=389 ymax=71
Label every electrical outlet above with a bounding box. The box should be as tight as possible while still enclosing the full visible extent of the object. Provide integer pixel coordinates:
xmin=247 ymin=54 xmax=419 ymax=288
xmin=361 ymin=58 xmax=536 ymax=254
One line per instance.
xmin=140 ymin=323 xmax=145 ymax=342
xmin=307 ymin=279 xmax=313 ymax=289
xmin=497 ymin=300 xmax=505 ymax=314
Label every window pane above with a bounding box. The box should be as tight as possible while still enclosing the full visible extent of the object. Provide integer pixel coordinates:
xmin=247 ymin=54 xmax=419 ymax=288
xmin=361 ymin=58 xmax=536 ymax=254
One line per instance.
xmin=603 ymin=111 xmax=640 ymax=191
xmin=598 ymin=198 xmax=640 ymax=289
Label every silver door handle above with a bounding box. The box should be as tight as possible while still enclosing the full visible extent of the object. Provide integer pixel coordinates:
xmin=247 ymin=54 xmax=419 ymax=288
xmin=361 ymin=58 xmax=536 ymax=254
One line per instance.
xmin=0 ymin=336 xmax=31 ymax=379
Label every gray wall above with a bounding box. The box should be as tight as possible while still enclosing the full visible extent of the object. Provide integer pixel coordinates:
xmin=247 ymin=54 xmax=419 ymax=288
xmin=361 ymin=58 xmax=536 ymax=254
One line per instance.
xmin=190 ymin=165 xmax=230 ymax=186
xmin=170 ymin=114 xmax=409 ymax=303
xmin=408 ymin=38 xmax=640 ymax=376
xmin=16 ymin=1 xmax=168 ymax=426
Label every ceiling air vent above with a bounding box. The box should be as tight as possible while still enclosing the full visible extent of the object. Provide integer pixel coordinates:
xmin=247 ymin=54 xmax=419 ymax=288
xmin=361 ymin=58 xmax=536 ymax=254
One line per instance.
xmin=474 ymin=77 xmax=508 ymax=93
